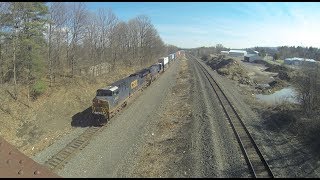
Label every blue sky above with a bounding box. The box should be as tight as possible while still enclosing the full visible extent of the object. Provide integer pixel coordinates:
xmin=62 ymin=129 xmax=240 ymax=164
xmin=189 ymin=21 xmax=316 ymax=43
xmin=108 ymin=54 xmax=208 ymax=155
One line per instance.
xmin=86 ymin=2 xmax=320 ymax=49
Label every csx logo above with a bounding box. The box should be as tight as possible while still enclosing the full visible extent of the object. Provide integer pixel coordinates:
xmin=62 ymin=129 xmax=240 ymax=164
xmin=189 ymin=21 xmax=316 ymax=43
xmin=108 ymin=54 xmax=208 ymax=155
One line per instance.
xmin=131 ymin=80 xmax=138 ymax=89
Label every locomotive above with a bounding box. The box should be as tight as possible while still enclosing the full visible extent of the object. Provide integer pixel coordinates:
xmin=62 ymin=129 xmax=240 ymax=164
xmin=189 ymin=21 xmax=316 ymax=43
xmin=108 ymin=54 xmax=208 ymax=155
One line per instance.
xmin=92 ymin=50 xmax=184 ymax=123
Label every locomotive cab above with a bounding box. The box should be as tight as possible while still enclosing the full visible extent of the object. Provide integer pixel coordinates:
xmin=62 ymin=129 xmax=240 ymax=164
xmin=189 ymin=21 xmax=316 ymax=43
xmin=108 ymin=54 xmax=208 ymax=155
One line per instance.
xmin=92 ymin=86 xmax=119 ymax=119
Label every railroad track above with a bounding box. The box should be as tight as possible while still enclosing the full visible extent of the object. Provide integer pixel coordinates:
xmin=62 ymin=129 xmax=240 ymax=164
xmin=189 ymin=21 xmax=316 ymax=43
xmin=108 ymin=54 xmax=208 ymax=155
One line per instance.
xmin=44 ymin=125 xmax=105 ymax=172
xmin=188 ymin=53 xmax=274 ymax=178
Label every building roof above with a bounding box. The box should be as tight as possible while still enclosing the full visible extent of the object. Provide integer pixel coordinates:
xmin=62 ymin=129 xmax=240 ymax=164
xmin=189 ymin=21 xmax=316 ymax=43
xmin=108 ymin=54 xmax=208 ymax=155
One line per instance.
xmin=229 ymin=50 xmax=247 ymax=54
xmin=245 ymin=54 xmax=260 ymax=57
xmin=285 ymin=57 xmax=316 ymax=62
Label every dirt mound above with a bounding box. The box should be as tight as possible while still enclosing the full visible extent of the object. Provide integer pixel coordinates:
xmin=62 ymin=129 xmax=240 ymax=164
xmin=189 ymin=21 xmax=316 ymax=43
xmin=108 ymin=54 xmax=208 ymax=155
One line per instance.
xmin=251 ymin=59 xmax=295 ymax=83
xmin=277 ymin=70 xmax=291 ymax=81
xmin=252 ymin=59 xmax=290 ymax=73
xmin=206 ymin=57 xmax=253 ymax=85
xmin=265 ymin=64 xmax=288 ymax=73
xmin=252 ymin=59 xmax=270 ymax=66
xmin=268 ymin=79 xmax=288 ymax=91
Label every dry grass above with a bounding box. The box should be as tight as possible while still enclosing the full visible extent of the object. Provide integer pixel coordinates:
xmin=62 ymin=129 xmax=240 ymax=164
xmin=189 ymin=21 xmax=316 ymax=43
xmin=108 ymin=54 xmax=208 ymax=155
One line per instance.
xmin=0 ymin=64 xmax=148 ymax=157
xmin=131 ymin=58 xmax=192 ymax=177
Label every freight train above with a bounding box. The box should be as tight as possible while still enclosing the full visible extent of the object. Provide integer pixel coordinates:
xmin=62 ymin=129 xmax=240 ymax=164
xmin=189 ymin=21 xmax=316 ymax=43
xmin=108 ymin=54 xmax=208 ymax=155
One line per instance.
xmin=91 ymin=50 xmax=184 ymax=123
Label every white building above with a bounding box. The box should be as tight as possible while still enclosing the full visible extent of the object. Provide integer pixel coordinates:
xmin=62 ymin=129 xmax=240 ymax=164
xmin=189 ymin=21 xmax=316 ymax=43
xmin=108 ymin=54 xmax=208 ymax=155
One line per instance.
xmin=284 ymin=57 xmax=316 ymax=65
xmin=221 ymin=50 xmax=229 ymax=55
xmin=229 ymin=50 xmax=247 ymax=57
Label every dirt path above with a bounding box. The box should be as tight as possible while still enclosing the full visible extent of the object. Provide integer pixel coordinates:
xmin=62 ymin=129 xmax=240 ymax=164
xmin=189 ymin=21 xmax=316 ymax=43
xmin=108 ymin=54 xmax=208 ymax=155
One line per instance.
xmin=122 ymin=57 xmax=192 ymax=177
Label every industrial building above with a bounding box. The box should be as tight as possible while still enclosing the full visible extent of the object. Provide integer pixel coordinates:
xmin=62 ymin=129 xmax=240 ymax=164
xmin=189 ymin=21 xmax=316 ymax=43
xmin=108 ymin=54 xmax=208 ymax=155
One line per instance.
xmin=221 ymin=50 xmax=229 ymax=55
xmin=284 ymin=57 xmax=316 ymax=65
xmin=244 ymin=54 xmax=262 ymax=62
xmin=228 ymin=50 xmax=248 ymax=57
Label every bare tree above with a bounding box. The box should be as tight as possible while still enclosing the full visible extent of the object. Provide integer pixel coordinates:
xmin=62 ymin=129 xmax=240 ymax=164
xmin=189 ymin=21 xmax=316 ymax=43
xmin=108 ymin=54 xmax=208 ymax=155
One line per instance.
xmin=113 ymin=21 xmax=129 ymax=66
xmin=99 ymin=8 xmax=118 ymax=62
xmin=82 ymin=12 xmax=99 ymax=76
xmin=136 ymin=15 xmax=153 ymax=66
xmin=67 ymin=2 xmax=88 ymax=77
xmin=0 ymin=3 xmax=170 ymax=102
xmin=293 ymin=62 xmax=320 ymax=116
xmin=48 ymin=2 xmax=68 ymax=86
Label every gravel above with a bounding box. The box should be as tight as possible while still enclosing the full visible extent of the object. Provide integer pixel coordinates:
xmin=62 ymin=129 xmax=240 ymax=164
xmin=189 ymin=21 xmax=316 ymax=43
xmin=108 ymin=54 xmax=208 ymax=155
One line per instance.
xmin=188 ymin=55 xmax=249 ymax=177
xmin=197 ymin=55 xmax=320 ymax=177
xmin=32 ymin=127 xmax=87 ymax=165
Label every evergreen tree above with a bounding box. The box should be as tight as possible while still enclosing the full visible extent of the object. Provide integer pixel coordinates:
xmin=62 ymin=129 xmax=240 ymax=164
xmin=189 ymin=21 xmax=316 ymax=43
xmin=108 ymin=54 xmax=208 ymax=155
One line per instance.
xmin=0 ymin=2 xmax=48 ymax=98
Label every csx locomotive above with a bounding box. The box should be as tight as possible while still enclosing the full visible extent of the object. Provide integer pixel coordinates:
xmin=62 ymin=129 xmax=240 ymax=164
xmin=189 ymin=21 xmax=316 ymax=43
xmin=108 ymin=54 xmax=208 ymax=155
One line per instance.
xmin=91 ymin=50 xmax=185 ymax=123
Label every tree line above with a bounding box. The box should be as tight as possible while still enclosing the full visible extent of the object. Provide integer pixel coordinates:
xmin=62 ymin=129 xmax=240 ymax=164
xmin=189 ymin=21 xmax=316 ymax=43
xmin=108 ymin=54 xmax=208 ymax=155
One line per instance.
xmin=188 ymin=44 xmax=230 ymax=58
xmin=251 ymin=46 xmax=320 ymax=61
xmin=0 ymin=2 xmax=177 ymax=99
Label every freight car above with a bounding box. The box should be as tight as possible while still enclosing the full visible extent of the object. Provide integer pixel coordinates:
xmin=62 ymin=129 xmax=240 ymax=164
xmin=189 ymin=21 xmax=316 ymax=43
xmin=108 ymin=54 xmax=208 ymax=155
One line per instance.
xmin=158 ymin=57 xmax=169 ymax=71
xmin=137 ymin=68 xmax=152 ymax=87
xmin=169 ymin=53 xmax=175 ymax=62
xmin=156 ymin=62 xmax=164 ymax=73
xmin=148 ymin=64 xmax=160 ymax=82
xmin=176 ymin=50 xmax=185 ymax=59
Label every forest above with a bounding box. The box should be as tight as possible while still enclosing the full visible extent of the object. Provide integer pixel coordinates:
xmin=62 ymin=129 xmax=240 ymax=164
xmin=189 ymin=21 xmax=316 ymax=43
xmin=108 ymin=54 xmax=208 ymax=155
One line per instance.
xmin=0 ymin=2 xmax=179 ymax=99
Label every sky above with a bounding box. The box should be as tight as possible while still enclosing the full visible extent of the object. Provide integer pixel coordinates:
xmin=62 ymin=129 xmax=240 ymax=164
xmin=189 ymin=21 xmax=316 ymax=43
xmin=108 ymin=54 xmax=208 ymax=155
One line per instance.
xmin=86 ymin=2 xmax=320 ymax=49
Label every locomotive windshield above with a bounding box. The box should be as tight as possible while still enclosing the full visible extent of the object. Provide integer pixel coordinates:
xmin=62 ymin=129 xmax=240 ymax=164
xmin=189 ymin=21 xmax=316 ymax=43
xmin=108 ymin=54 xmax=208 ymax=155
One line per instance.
xmin=96 ymin=89 xmax=113 ymax=96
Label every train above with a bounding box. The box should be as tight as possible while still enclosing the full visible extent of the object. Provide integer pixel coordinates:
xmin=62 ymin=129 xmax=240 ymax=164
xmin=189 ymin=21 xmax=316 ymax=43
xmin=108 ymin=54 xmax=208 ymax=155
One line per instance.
xmin=91 ymin=50 xmax=185 ymax=123
xmin=0 ymin=50 xmax=185 ymax=178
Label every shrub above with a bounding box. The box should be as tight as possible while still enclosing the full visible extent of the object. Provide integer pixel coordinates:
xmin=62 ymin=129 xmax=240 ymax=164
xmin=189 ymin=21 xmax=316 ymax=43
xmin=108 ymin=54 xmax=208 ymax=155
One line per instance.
xmin=31 ymin=79 xmax=47 ymax=100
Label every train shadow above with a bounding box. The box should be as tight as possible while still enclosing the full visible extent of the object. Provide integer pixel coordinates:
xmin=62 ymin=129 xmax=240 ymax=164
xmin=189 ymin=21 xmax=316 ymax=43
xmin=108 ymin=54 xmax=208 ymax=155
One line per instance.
xmin=71 ymin=107 xmax=106 ymax=127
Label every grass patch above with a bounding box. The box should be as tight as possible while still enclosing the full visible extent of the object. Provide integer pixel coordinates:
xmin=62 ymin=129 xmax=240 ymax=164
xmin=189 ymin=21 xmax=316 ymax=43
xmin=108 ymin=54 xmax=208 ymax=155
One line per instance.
xmin=31 ymin=79 xmax=47 ymax=100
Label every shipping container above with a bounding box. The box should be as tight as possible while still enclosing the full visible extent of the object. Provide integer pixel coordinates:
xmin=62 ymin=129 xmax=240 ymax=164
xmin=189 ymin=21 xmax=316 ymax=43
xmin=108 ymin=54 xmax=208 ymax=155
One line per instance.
xmin=170 ymin=53 xmax=175 ymax=60
xmin=158 ymin=57 xmax=169 ymax=71
xmin=163 ymin=57 xmax=169 ymax=65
